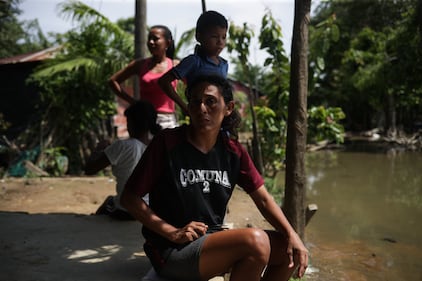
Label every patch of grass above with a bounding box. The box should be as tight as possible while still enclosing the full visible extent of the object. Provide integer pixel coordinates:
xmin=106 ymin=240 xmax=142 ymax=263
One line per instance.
xmin=264 ymin=176 xmax=284 ymax=205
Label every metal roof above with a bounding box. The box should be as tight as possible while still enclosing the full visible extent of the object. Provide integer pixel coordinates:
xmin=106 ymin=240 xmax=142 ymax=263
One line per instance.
xmin=0 ymin=46 xmax=62 ymax=65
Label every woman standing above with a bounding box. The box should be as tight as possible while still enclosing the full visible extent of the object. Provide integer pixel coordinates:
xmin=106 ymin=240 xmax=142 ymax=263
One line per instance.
xmin=109 ymin=25 xmax=179 ymax=129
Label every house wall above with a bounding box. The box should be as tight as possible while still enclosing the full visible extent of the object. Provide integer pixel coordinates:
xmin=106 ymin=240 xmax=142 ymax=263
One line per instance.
xmin=0 ymin=61 xmax=41 ymax=139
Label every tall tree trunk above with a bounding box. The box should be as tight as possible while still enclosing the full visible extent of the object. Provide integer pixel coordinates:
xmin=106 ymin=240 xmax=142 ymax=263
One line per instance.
xmin=385 ymin=92 xmax=397 ymax=137
xmin=247 ymin=85 xmax=265 ymax=175
xmin=418 ymin=0 xmax=422 ymax=37
xmin=283 ymin=0 xmax=311 ymax=240
xmin=134 ymin=0 xmax=147 ymax=99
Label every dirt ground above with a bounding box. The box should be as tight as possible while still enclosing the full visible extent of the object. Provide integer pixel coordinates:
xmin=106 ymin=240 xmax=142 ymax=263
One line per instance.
xmin=0 ymin=176 xmax=278 ymax=281
xmin=0 ymin=176 xmax=272 ymax=227
xmin=4 ymin=176 xmax=394 ymax=281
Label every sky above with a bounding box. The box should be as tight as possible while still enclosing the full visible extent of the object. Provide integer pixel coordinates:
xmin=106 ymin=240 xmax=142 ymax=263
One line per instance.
xmin=18 ymin=0 xmax=321 ymax=67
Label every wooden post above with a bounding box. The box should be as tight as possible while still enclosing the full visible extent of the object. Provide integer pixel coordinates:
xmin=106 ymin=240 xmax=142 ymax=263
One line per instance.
xmin=134 ymin=0 xmax=147 ymax=100
xmin=305 ymin=203 xmax=318 ymax=226
xmin=283 ymin=0 xmax=312 ymax=239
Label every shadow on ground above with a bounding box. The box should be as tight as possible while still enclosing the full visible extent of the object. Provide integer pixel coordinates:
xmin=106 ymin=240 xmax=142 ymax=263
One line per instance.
xmin=0 ymin=211 xmax=151 ymax=281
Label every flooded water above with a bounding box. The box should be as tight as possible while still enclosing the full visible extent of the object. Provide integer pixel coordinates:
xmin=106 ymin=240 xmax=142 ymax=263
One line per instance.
xmin=280 ymin=148 xmax=422 ymax=280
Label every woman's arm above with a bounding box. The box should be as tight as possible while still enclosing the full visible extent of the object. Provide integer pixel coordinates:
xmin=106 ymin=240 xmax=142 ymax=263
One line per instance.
xmin=249 ymin=186 xmax=308 ymax=277
xmin=108 ymin=59 xmax=141 ymax=105
xmin=120 ymin=131 xmax=206 ymax=243
xmin=121 ymin=187 xmax=207 ymax=243
xmin=249 ymin=186 xmax=295 ymax=235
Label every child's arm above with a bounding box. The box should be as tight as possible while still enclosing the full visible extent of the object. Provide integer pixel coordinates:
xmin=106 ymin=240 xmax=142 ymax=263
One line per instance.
xmin=84 ymin=140 xmax=111 ymax=175
xmin=158 ymin=71 xmax=189 ymax=115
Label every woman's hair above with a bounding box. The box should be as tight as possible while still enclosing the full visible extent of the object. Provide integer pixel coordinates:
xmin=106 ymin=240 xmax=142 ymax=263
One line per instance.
xmin=186 ymin=74 xmax=241 ymax=140
xmin=124 ymin=100 xmax=161 ymax=137
xmin=150 ymin=25 xmax=175 ymax=59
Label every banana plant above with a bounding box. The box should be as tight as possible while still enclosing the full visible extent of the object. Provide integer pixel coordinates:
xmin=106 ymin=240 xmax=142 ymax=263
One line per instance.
xmin=27 ymin=0 xmax=134 ymax=173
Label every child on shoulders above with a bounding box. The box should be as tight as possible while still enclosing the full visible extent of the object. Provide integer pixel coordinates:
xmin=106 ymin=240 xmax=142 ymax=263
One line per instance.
xmin=158 ymin=10 xmax=229 ymax=115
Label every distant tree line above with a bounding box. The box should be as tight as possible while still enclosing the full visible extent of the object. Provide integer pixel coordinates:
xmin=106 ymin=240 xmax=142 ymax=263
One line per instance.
xmin=308 ymin=0 xmax=422 ymax=135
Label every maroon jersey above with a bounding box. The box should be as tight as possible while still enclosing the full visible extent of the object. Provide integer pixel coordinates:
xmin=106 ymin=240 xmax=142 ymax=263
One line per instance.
xmin=125 ymin=125 xmax=264 ymax=248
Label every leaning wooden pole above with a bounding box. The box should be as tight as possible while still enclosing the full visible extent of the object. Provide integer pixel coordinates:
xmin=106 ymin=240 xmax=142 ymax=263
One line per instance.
xmin=283 ymin=0 xmax=311 ymax=240
xmin=134 ymin=0 xmax=147 ymax=99
xmin=201 ymin=0 xmax=207 ymax=12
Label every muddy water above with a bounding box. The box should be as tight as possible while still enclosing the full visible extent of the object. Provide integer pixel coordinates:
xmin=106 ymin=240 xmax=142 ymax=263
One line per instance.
xmin=280 ymin=149 xmax=422 ymax=280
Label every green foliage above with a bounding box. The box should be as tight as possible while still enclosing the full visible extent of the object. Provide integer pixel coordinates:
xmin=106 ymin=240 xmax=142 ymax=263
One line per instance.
xmin=0 ymin=0 xmax=49 ymax=58
xmin=0 ymin=113 xmax=11 ymax=132
xmin=309 ymin=0 xmax=422 ymax=132
xmin=259 ymin=9 xmax=289 ymax=70
xmin=26 ymin=0 xmax=134 ymax=173
xmin=257 ymin=10 xmax=290 ymax=176
xmin=175 ymin=27 xmax=196 ymax=58
xmin=308 ymin=106 xmax=346 ymax=144
xmin=229 ymin=8 xmax=347 ymax=176
xmin=259 ymin=9 xmax=290 ymax=120
xmin=228 ymin=21 xmax=266 ymax=173
xmin=7 ymin=0 xmax=200 ymax=175
xmin=255 ymin=105 xmax=287 ymax=176
xmin=264 ymin=176 xmax=284 ymax=205
xmin=233 ymin=91 xmax=252 ymax=131
xmin=0 ymin=0 xmax=25 ymax=58
xmin=308 ymin=13 xmax=340 ymax=89
xmin=38 ymin=147 xmax=68 ymax=176
xmin=116 ymin=17 xmax=135 ymax=34
xmin=227 ymin=22 xmax=254 ymax=68
xmin=229 ymin=10 xmax=346 ymax=176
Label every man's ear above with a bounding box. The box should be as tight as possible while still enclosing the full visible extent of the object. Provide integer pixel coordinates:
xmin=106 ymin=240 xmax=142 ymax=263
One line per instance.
xmin=225 ymin=101 xmax=235 ymax=116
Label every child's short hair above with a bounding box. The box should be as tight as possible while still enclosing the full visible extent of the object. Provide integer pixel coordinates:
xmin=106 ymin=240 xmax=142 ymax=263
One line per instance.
xmin=196 ymin=10 xmax=228 ymax=34
xmin=124 ymin=100 xmax=161 ymax=137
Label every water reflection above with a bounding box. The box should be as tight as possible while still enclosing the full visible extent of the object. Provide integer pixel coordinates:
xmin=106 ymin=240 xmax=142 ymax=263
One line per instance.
xmin=290 ymin=149 xmax=422 ymax=280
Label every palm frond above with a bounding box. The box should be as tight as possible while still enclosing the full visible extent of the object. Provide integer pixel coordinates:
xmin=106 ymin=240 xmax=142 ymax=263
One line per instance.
xmin=175 ymin=28 xmax=196 ymax=58
xmin=33 ymin=57 xmax=97 ymax=78
xmin=58 ymin=0 xmax=128 ymax=39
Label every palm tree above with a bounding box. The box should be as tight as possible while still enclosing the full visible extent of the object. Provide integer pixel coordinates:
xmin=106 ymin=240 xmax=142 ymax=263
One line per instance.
xmin=35 ymin=0 xmax=133 ymax=78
